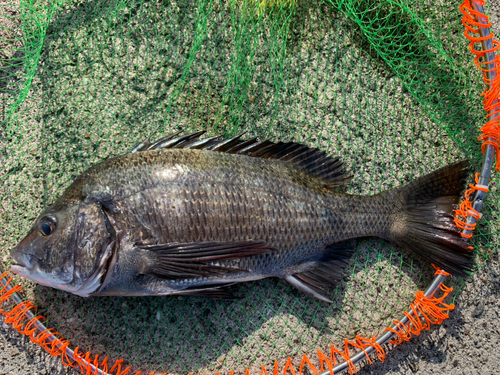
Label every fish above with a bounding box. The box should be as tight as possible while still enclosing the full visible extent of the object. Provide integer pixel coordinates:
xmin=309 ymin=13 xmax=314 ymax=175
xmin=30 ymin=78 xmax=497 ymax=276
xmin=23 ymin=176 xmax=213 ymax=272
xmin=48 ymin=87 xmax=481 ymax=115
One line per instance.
xmin=10 ymin=131 xmax=474 ymax=302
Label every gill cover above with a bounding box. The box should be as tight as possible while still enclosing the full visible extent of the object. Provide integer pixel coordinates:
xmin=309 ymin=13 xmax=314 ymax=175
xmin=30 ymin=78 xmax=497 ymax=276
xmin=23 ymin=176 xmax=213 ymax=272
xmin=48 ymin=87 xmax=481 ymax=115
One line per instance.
xmin=71 ymin=202 xmax=116 ymax=296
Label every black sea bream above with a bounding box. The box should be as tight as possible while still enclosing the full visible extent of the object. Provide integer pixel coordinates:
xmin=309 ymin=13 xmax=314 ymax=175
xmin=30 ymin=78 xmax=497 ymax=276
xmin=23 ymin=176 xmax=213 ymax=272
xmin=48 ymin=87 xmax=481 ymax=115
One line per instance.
xmin=11 ymin=132 xmax=474 ymax=302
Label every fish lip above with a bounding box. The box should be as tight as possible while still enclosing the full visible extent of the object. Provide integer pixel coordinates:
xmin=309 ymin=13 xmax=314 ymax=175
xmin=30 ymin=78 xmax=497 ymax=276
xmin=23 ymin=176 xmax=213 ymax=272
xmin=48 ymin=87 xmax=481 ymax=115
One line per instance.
xmin=11 ymin=252 xmax=34 ymax=270
xmin=11 ymin=264 xmax=27 ymax=275
xmin=10 ymin=257 xmax=27 ymax=267
xmin=11 ymin=262 xmax=68 ymax=289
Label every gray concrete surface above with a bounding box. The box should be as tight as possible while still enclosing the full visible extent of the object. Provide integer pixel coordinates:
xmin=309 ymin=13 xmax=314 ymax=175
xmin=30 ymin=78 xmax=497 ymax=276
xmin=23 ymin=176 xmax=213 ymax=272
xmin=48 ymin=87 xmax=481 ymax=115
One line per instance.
xmin=1 ymin=1 xmax=500 ymax=374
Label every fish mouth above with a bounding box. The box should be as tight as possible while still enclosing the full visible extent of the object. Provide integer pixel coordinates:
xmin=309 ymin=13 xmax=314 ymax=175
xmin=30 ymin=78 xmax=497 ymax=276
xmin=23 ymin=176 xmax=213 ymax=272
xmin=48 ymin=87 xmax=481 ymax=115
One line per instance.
xmin=10 ymin=258 xmax=25 ymax=267
xmin=10 ymin=252 xmax=35 ymax=276
xmin=10 ymin=249 xmax=30 ymax=266
xmin=11 ymin=262 xmax=28 ymax=276
xmin=10 ymin=251 xmax=74 ymax=290
xmin=10 ymin=259 xmax=62 ymax=288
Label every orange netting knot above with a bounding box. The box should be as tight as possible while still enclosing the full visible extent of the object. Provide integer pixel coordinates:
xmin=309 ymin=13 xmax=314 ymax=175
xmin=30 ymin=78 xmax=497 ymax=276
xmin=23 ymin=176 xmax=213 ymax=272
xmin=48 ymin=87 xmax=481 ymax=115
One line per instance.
xmin=0 ymin=272 xmax=23 ymax=308
xmin=455 ymin=0 xmax=500 ymax=238
xmin=454 ymin=172 xmax=488 ymax=238
xmin=431 ymin=264 xmax=451 ymax=276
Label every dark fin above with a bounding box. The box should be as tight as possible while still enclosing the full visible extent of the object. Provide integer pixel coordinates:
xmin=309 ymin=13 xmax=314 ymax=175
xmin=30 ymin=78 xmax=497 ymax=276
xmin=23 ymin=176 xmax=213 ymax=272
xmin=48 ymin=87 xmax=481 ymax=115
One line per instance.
xmin=177 ymin=283 xmax=238 ymax=299
xmin=386 ymin=160 xmax=474 ymax=278
xmin=285 ymin=244 xmax=353 ymax=303
xmin=187 ymin=135 xmax=223 ymax=150
xmin=129 ymin=134 xmax=154 ymax=153
xmin=132 ymin=131 xmax=351 ymax=188
xmin=210 ymin=133 xmax=247 ymax=152
xmin=138 ymin=241 xmax=276 ymax=280
xmin=148 ymin=131 xmax=205 ymax=150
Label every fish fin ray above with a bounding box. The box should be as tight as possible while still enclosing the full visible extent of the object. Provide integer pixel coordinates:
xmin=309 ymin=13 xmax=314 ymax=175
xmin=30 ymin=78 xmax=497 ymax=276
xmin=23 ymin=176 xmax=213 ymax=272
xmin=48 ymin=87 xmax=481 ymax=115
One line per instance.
xmin=138 ymin=241 xmax=276 ymax=280
xmin=386 ymin=160 xmax=474 ymax=277
xmin=285 ymin=243 xmax=353 ymax=302
xmin=177 ymin=283 xmax=238 ymax=299
xmin=285 ymin=275 xmax=332 ymax=303
xmin=129 ymin=130 xmax=182 ymax=153
xmin=134 ymin=131 xmax=351 ymax=188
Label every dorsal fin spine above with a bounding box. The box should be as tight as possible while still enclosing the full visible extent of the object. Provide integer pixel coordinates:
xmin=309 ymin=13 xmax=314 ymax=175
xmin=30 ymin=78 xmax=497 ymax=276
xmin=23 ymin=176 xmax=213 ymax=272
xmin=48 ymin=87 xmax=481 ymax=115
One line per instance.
xmin=129 ymin=131 xmax=352 ymax=188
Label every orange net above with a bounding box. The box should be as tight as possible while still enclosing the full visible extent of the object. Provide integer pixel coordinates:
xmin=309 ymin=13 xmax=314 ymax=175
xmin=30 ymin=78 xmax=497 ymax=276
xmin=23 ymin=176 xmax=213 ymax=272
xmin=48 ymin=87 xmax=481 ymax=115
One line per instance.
xmin=460 ymin=0 xmax=500 ymax=161
xmin=0 ymin=268 xmax=455 ymax=375
xmin=454 ymin=0 xmax=500 ymax=238
xmin=1 ymin=0 xmax=494 ymax=374
xmin=454 ymin=172 xmax=489 ymax=237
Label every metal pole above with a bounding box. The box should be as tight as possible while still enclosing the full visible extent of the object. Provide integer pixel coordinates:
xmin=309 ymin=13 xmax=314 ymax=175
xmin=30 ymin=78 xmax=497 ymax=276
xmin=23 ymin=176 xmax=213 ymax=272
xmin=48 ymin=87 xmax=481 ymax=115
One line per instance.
xmin=323 ymin=274 xmax=447 ymax=375
xmin=461 ymin=0 xmax=499 ymax=238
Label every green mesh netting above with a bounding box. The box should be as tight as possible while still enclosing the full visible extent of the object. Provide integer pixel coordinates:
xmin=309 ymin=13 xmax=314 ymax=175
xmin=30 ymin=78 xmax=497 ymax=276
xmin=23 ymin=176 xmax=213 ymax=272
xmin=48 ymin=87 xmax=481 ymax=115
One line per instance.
xmin=1 ymin=0 xmax=499 ymax=373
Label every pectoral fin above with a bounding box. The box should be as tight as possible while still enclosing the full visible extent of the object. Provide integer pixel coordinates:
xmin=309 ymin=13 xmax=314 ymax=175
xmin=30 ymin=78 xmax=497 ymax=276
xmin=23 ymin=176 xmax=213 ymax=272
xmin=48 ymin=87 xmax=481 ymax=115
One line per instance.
xmin=138 ymin=241 xmax=276 ymax=280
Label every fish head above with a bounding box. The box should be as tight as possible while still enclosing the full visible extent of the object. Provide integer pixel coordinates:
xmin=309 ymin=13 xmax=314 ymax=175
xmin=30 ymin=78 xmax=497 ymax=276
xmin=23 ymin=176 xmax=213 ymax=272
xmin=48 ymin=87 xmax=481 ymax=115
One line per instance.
xmin=11 ymin=201 xmax=115 ymax=296
xmin=10 ymin=203 xmax=79 ymax=290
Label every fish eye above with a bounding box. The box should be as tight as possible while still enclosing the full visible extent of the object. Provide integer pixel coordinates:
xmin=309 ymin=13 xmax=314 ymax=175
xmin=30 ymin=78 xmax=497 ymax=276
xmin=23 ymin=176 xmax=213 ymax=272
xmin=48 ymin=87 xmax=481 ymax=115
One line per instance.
xmin=39 ymin=216 xmax=57 ymax=236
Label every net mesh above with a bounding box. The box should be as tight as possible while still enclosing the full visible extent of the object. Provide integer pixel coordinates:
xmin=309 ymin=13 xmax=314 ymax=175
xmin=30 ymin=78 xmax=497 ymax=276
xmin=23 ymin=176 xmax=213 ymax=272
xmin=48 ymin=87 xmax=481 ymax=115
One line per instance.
xmin=0 ymin=0 xmax=498 ymax=373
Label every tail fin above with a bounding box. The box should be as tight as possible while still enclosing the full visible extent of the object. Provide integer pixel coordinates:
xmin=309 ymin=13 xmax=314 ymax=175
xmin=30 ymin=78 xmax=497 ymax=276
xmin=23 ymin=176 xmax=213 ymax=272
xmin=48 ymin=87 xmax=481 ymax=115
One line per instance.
xmin=386 ymin=160 xmax=474 ymax=278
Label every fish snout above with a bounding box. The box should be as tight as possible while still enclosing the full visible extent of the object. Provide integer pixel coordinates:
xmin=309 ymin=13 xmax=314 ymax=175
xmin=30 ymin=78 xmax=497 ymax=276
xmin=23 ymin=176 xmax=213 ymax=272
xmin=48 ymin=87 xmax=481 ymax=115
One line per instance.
xmin=10 ymin=248 xmax=36 ymax=275
xmin=10 ymin=227 xmax=41 ymax=275
xmin=11 ymin=248 xmax=33 ymax=266
xmin=10 ymin=225 xmax=44 ymax=266
xmin=10 ymin=249 xmax=66 ymax=288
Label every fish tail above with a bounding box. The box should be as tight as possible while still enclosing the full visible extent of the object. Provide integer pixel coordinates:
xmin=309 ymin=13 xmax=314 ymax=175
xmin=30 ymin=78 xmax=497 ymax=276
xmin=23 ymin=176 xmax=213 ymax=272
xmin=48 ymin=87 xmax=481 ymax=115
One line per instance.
xmin=386 ymin=160 xmax=474 ymax=277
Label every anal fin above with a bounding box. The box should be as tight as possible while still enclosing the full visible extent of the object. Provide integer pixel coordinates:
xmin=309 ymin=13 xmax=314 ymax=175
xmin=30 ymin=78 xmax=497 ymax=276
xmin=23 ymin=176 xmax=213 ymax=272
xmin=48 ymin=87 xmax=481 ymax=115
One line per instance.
xmin=285 ymin=243 xmax=353 ymax=303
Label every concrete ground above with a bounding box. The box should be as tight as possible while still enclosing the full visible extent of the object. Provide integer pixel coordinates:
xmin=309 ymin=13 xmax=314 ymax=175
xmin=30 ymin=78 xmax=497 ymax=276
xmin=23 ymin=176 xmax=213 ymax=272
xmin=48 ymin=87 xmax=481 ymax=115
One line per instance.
xmin=1 ymin=1 xmax=500 ymax=374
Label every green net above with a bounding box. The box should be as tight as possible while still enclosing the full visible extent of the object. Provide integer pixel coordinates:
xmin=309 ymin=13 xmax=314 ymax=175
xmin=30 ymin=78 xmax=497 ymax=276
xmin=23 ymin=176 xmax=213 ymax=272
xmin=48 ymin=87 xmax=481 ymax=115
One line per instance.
xmin=1 ymin=0 xmax=498 ymax=373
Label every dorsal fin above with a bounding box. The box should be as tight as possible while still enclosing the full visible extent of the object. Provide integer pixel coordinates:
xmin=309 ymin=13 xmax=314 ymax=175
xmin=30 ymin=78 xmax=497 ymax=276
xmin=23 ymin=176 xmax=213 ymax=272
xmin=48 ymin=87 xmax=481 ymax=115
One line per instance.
xmin=130 ymin=131 xmax=351 ymax=188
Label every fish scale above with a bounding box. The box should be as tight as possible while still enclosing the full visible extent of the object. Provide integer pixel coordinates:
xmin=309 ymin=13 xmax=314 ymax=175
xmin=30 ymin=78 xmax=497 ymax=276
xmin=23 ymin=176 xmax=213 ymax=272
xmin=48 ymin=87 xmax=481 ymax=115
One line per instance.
xmin=91 ymin=150 xmax=380 ymax=284
xmin=11 ymin=132 xmax=474 ymax=302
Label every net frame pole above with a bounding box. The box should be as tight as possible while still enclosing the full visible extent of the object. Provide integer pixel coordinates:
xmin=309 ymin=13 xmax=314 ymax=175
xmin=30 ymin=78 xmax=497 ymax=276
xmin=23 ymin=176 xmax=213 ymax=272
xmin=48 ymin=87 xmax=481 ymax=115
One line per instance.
xmin=0 ymin=269 xmax=449 ymax=375
xmin=321 ymin=273 xmax=448 ymax=375
xmin=461 ymin=0 xmax=498 ymax=238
